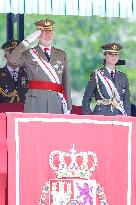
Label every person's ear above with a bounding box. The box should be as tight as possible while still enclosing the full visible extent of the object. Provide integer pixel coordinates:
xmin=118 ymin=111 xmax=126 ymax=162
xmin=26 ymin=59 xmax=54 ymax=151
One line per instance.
xmin=4 ymin=50 xmax=11 ymax=58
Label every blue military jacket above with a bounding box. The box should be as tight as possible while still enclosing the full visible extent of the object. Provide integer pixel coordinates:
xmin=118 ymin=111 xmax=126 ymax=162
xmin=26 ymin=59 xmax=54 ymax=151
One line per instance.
xmin=0 ymin=66 xmax=29 ymax=103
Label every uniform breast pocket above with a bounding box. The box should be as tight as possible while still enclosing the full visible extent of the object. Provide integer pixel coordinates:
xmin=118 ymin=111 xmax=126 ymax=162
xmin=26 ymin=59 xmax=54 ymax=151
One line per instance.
xmin=27 ymin=90 xmax=39 ymax=99
xmin=27 ymin=61 xmax=39 ymax=71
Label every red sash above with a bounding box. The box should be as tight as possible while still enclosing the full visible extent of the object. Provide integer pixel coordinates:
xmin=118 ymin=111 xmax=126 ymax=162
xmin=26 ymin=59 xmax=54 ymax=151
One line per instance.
xmin=29 ymin=80 xmax=67 ymax=100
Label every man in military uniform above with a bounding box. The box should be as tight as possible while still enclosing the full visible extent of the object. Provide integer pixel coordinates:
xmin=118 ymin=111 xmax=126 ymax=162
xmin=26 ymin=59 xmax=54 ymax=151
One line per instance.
xmin=82 ymin=43 xmax=131 ymax=116
xmin=0 ymin=39 xmax=29 ymax=103
xmin=7 ymin=19 xmax=72 ymax=114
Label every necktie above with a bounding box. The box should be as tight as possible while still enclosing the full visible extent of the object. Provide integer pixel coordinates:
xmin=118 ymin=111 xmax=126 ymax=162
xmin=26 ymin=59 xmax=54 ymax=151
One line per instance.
xmin=44 ymin=48 xmax=50 ymax=62
xmin=12 ymin=71 xmax=18 ymax=82
xmin=110 ymin=71 xmax=115 ymax=82
xmin=44 ymin=47 xmax=49 ymax=51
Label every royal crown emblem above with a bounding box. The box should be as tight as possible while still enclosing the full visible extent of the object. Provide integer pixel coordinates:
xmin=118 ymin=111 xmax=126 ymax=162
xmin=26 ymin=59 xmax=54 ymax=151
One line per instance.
xmin=49 ymin=144 xmax=97 ymax=179
xmin=39 ymin=145 xmax=108 ymax=205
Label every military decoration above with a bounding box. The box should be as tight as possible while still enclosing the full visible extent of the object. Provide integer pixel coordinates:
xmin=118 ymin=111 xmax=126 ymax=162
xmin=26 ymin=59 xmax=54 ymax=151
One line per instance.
xmin=21 ymin=77 xmax=27 ymax=86
xmin=122 ymin=85 xmax=126 ymax=94
xmin=53 ymin=61 xmax=64 ymax=75
xmin=4 ymin=85 xmax=9 ymax=94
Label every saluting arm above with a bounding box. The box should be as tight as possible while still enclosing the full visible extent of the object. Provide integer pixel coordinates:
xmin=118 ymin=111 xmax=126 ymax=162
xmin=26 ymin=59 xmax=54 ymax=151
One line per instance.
xmin=7 ymin=30 xmax=41 ymax=67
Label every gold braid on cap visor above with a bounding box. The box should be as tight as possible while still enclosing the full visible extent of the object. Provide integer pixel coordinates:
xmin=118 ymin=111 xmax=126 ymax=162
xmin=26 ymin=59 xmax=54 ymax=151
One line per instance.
xmin=36 ymin=26 xmax=54 ymax=31
xmin=5 ymin=42 xmax=18 ymax=51
xmin=103 ymin=49 xmax=119 ymax=53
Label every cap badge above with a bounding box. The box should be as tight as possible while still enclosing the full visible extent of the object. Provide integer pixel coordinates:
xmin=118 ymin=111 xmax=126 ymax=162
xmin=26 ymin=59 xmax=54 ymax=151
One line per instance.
xmin=45 ymin=22 xmax=50 ymax=26
xmin=112 ymin=45 xmax=117 ymax=50
xmin=12 ymin=41 xmax=17 ymax=46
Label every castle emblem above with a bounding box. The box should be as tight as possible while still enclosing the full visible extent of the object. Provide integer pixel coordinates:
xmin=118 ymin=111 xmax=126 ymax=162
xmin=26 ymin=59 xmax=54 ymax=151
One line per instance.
xmin=39 ymin=145 xmax=108 ymax=205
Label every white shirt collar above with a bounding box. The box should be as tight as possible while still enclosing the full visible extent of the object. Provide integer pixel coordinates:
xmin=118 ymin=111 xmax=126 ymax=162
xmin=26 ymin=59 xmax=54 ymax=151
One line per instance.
xmin=7 ymin=65 xmax=19 ymax=73
xmin=39 ymin=44 xmax=51 ymax=51
xmin=105 ymin=66 xmax=116 ymax=74
xmin=39 ymin=44 xmax=51 ymax=57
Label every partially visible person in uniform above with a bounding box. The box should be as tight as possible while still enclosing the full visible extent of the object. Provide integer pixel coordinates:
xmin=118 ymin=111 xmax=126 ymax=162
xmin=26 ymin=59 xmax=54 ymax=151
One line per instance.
xmin=7 ymin=19 xmax=72 ymax=114
xmin=0 ymin=39 xmax=29 ymax=103
xmin=82 ymin=43 xmax=131 ymax=116
xmin=131 ymin=103 xmax=136 ymax=117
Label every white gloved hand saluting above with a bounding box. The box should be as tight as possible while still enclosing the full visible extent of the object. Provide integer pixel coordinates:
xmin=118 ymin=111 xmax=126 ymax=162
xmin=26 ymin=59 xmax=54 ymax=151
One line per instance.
xmin=22 ymin=30 xmax=41 ymax=47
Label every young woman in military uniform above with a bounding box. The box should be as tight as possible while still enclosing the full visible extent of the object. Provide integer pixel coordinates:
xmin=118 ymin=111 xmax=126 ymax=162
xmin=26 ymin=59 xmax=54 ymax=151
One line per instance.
xmin=82 ymin=43 xmax=131 ymax=116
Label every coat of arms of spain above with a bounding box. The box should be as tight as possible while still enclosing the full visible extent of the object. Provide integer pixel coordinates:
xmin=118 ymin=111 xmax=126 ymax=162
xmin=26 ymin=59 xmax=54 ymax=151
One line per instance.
xmin=39 ymin=145 xmax=108 ymax=205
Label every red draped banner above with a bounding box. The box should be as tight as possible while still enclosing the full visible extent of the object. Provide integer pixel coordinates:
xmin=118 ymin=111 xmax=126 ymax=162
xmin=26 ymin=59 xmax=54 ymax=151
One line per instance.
xmin=6 ymin=113 xmax=136 ymax=205
xmin=0 ymin=113 xmax=7 ymax=205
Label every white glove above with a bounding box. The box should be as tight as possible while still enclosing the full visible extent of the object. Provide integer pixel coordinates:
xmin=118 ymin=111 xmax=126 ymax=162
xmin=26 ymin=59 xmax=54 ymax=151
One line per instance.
xmin=22 ymin=30 xmax=41 ymax=47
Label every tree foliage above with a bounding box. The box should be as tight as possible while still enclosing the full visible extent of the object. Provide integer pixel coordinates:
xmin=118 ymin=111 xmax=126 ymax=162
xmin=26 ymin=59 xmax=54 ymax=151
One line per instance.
xmin=0 ymin=14 xmax=136 ymax=104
